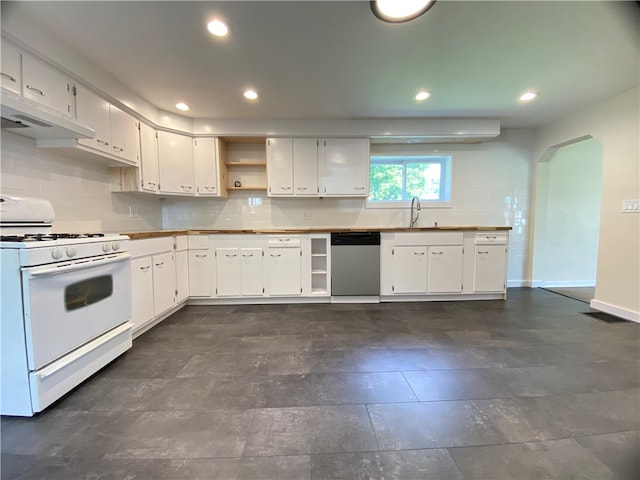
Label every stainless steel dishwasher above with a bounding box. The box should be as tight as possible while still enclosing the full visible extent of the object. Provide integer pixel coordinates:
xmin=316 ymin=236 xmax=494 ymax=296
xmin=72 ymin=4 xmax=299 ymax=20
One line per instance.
xmin=331 ymin=232 xmax=381 ymax=298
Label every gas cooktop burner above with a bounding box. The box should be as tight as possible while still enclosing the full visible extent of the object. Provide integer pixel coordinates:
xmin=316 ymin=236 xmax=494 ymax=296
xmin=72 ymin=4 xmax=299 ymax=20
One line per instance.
xmin=1 ymin=233 xmax=105 ymax=242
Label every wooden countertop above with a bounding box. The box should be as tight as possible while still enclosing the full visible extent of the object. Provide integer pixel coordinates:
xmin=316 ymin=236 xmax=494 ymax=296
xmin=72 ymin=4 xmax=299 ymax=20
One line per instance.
xmin=122 ymin=226 xmax=512 ymax=240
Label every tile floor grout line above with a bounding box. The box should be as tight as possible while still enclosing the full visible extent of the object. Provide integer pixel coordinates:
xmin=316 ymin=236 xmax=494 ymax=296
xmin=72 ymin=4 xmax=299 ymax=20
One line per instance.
xmin=364 ymin=403 xmax=383 ymax=452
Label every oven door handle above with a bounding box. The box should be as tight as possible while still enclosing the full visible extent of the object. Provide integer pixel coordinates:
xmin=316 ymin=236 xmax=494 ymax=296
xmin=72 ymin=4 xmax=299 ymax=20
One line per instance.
xmin=25 ymin=252 xmax=131 ymax=278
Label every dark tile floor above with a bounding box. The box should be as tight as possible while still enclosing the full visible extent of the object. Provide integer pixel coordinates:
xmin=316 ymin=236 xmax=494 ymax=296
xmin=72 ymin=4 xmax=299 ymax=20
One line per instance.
xmin=2 ymin=288 xmax=639 ymax=479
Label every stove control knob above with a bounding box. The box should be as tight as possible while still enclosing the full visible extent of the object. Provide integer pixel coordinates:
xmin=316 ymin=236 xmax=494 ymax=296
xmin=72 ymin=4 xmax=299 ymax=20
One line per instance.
xmin=51 ymin=247 xmax=64 ymax=260
xmin=66 ymin=246 xmax=78 ymax=258
xmin=111 ymin=241 xmax=120 ymax=251
xmin=102 ymin=243 xmax=111 ymax=253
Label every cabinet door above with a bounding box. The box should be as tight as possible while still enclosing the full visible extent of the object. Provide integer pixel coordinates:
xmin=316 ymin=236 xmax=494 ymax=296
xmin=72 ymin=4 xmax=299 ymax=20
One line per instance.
xmin=158 ymin=131 xmax=195 ymax=195
xmin=1 ymin=43 xmax=21 ymax=95
xmin=193 ymin=138 xmax=219 ymax=196
xmin=474 ymin=245 xmax=507 ymax=292
xmin=216 ymin=248 xmax=241 ymax=297
xmin=428 ymin=246 xmax=463 ymax=293
xmin=189 ymin=250 xmax=212 ymax=297
xmin=292 ymin=138 xmax=318 ymax=196
xmin=318 ymin=138 xmax=369 ymax=196
xmin=139 ymin=123 xmax=159 ymax=192
xmin=75 ymin=85 xmax=111 ymax=153
xmin=130 ymin=257 xmax=154 ymax=331
xmin=240 ymin=248 xmax=263 ymax=296
xmin=392 ymin=246 xmax=427 ymax=294
xmin=152 ymin=251 xmax=176 ymax=315
xmin=267 ymin=138 xmax=293 ymax=196
xmin=109 ymin=105 xmax=139 ymax=165
xmin=268 ymin=248 xmax=301 ymax=295
xmin=21 ymin=54 xmax=71 ymax=117
xmin=175 ymin=249 xmax=189 ymax=303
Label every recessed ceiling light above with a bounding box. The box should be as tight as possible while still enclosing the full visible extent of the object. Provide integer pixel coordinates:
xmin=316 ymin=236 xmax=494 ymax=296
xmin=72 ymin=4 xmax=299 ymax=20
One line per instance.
xmin=175 ymin=102 xmax=190 ymax=111
xmin=207 ymin=19 xmax=229 ymax=37
xmin=244 ymin=89 xmax=258 ymax=100
xmin=519 ymin=91 xmax=539 ymax=102
xmin=371 ymin=0 xmax=437 ymax=23
xmin=415 ymin=90 xmax=431 ymax=101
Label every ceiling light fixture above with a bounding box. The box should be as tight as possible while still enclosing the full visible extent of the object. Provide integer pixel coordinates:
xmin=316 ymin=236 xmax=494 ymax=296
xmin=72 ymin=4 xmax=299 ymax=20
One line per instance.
xmin=371 ymin=0 xmax=436 ymax=23
xmin=243 ymin=89 xmax=258 ymax=100
xmin=415 ymin=90 xmax=431 ymax=101
xmin=207 ymin=19 xmax=229 ymax=37
xmin=519 ymin=91 xmax=539 ymax=102
xmin=175 ymin=102 xmax=190 ymax=111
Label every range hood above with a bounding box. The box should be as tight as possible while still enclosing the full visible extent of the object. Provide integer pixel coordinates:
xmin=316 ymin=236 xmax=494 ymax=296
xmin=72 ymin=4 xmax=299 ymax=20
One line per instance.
xmin=1 ymin=90 xmax=95 ymax=140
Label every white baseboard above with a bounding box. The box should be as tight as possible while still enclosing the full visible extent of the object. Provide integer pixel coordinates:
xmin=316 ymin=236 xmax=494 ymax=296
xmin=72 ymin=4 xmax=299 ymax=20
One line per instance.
xmin=532 ymin=280 xmax=596 ymax=288
xmin=590 ymin=299 xmax=640 ymax=323
xmin=507 ymin=280 xmax=531 ymax=287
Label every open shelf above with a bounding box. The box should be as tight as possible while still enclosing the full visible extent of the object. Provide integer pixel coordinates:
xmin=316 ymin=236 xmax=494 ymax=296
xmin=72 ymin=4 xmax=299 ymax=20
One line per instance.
xmin=310 ymin=236 xmax=330 ymax=296
xmin=225 ymin=162 xmax=266 ymax=167
xmin=226 ymin=186 xmax=267 ymax=191
xmin=221 ymin=138 xmax=267 ymax=191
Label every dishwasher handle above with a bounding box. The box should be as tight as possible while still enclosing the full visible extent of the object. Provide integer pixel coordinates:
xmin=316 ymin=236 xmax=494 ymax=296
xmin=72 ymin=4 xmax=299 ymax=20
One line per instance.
xmin=331 ymin=232 xmax=380 ymax=246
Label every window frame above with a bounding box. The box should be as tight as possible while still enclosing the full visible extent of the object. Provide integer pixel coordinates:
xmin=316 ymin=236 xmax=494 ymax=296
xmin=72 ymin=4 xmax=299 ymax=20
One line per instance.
xmin=366 ymin=153 xmax=453 ymax=209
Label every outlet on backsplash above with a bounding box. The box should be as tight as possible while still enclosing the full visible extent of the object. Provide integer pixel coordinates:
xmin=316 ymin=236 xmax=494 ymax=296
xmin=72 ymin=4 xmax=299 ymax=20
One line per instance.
xmin=129 ymin=205 xmax=139 ymax=218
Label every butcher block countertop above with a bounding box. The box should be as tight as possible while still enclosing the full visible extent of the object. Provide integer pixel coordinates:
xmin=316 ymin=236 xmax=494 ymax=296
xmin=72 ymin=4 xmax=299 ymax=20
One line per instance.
xmin=123 ymin=226 xmax=512 ymax=240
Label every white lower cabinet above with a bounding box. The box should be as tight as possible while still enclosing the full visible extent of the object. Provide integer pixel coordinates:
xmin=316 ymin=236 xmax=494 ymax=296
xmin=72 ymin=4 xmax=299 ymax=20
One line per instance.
xmin=215 ymin=247 xmax=264 ymax=297
xmin=152 ymin=251 xmax=176 ymax=315
xmin=473 ymin=245 xmax=507 ymax=292
xmin=130 ymin=257 xmax=154 ymax=330
xmin=391 ymin=246 xmax=427 ymax=294
xmin=382 ymin=231 xmax=507 ymax=298
xmin=267 ymin=247 xmax=301 ymax=296
xmin=189 ymin=250 xmax=212 ymax=297
xmin=428 ymin=246 xmax=463 ymax=293
xmin=129 ymin=237 xmax=177 ymax=334
xmin=240 ymin=248 xmax=264 ymax=296
xmin=175 ymin=236 xmax=189 ymax=304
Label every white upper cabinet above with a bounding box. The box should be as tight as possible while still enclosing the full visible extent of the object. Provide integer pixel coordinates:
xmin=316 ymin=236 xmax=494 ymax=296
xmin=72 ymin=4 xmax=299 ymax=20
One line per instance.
xmin=292 ymin=138 xmax=319 ymax=196
xmin=139 ymin=122 xmax=159 ymax=192
xmin=193 ymin=137 xmax=225 ymax=197
xmin=76 ymin=85 xmax=111 ymax=154
xmin=157 ymin=131 xmax=195 ymax=195
xmin=21 ymin=53 xmax=72 ymax=117
xmin=318 ymin=138 xmax=369 ymax=196
xmin=75 ymin=85 xmax=140 ymax=165
xmin=1 ymin=43 xmax=21 ymax=95
xmin=109 ymin=105 xmax=139 ymax=165
xmin=267 ymin=138 xmax=294 ymax=196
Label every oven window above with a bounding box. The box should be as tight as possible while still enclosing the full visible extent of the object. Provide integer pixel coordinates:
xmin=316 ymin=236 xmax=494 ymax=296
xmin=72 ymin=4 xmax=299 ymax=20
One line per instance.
xmin=64 ymin=275 xmax=113 ymax=311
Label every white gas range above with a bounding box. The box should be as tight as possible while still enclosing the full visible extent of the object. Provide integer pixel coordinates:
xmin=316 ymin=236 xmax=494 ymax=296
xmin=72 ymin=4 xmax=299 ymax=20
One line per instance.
xmin=1 ymin=195 xmax=133 ymax=416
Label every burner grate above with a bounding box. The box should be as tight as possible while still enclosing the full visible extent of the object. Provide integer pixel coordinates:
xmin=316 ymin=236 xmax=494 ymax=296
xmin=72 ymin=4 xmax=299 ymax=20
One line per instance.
xmin=1 ymin=233 xmax=105 ymax=242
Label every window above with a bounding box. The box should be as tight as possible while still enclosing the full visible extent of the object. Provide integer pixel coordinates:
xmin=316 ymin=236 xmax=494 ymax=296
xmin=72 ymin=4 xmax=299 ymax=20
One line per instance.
xmin=368 ymin=155 xmax=452 ymax=206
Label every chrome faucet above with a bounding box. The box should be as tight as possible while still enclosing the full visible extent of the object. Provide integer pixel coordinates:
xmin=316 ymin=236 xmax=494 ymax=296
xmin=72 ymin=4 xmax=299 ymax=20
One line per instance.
xmin=409 ymin=196 xmax=421 ymax=228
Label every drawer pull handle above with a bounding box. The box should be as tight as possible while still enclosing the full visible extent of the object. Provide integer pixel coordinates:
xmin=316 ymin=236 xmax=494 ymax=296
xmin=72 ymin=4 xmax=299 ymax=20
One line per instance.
xmin=225 ymin=254 xmax=237 ymax=258
xmin=431 ymin=251 xmax=443 ymax=255
xmin=478 ymin=251 xmax=489 ymax=255
xmin=281 ymin=186 xmax=292 ymax=190
xmin=195 ymin=254 xmax=207 ymax=258
xmin=1 ymin=72 xmax=16 ymax=82
xmin=97 ymin=139 xmax=109 ymax=146
xmin=354 ymin=186 xmax=366 ymax=190
xmin=279 ymin=238 xmax=290 ymax=242
xmin=140 ymin=265 xmax=150 ymax=271
xmin=204 ymin=187 xmax=216 ymax=192
xmin=181 ymin=185 xmax=193 ymax=191
xmin=414 ymin=252 xmax=425 ymax=256
xmin=26 ymin=85 xmax=45 ymax=96
xmin=296 ymin=187 xmax=307 ymax=191
xmin=147 ymin=182 xmax=156 ymax=188
xmin=113 ymin=146 xmax=124 ymax=153
xmin=486 ymin=236 xmax=497 ymax=240
xmin=270 ymin=253 xmax=282 ymax=257
xmin=155 ymin=261 xmax=164 ymax=267
xmin=242 ymin=254 xmax=254 ymax=257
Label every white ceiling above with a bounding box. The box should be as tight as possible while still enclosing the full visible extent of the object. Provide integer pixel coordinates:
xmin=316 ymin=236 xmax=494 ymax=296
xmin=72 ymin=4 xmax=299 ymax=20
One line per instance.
xmin=3 ymin=1 xmax=639 ymax=127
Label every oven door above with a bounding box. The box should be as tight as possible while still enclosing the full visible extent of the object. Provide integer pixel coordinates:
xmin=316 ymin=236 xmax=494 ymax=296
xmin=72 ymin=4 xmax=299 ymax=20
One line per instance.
xmin=21 ymin=252 xmax=131 ymax=370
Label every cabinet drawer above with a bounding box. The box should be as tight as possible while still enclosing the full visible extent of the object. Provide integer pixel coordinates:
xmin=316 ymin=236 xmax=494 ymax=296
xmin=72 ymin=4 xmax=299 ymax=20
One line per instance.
xmin=474 ymin=233 xmax=508 ymax=245
xmin=175 ymin=235 xmax=188 ymax=251
xmin=268 ymin=235 xmax=301 ymax=248
xmin=394 ymin=232 xmax=463 ymax=246
xmin=187 ymin=235 xmax=209 ymax=250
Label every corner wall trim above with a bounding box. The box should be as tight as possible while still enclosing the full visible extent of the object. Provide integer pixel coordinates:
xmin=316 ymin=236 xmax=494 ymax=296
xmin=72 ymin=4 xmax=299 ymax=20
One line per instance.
xmin=590 ymin=299 xmax=640 ymax=323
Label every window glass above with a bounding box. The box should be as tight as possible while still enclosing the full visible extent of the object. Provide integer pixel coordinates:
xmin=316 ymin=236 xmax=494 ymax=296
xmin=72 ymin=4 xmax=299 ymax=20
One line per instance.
xmin=368 ymin=155 xmax=452 ymax=204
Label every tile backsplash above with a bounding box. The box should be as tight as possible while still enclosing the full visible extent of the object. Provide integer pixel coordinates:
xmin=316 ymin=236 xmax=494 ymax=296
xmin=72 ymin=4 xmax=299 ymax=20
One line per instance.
xmin=0 ymin=132 xmax=163 ymax=233
xmin=1 ymin=129 xmax=533 ymax=284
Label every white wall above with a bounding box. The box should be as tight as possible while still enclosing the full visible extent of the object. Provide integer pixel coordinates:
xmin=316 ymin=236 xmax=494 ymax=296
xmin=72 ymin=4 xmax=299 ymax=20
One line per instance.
xmin=533 ymin=87 xmax=640 ymax=321
xmin=0 ymin=132 xmax=163 ymax=233
xmin=532 ymin=138 xmax=602 ymax=287
xmin=162 ymin=129 xmax=535 ymax=284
